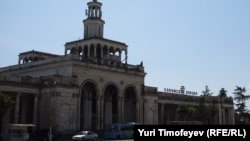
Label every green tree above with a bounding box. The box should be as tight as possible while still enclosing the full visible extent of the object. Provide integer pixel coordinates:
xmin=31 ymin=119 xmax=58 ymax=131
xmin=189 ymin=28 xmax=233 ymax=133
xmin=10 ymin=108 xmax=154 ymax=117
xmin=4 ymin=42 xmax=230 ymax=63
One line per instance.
xmin=202 ymin=85 xmax=213 ymax=97
xmin=0 ymin=92 xmax=14 ymax=137
xmin=177 ymin=97 xmax=217 ymax=124
xmin=177 ymin=103 xmax=196 ymax=121
xmin=195 ymin=97 xmax=217 ymax=124
xmin=0 ymin=92 xmax=14 ymax=116
xmin=233 ymin=86 xmax=250 ymax=124
xmin=218 ymin=88 xmax=227 ymax=97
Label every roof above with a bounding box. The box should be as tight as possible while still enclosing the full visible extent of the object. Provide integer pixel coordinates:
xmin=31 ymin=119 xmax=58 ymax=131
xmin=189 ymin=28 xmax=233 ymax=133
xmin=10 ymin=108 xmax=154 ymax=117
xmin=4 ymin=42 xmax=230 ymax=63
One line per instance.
xmin=65 ymin=37 xmax=128 ymax=47
xmin=19 ymin=50 xmax=60 ymax=57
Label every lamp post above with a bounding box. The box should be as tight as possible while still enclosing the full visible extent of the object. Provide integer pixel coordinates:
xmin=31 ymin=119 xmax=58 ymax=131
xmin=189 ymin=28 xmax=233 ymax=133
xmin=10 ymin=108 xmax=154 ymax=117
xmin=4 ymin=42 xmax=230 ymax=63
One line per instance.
xmin=45 ymin=80 xmax=56 ymax=141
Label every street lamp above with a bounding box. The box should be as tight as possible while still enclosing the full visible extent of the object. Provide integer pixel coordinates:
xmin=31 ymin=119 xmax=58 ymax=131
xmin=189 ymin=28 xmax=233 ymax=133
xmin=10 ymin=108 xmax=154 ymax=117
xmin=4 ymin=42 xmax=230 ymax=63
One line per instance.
xmin=45 ymin=80 xmax=56 ymax=141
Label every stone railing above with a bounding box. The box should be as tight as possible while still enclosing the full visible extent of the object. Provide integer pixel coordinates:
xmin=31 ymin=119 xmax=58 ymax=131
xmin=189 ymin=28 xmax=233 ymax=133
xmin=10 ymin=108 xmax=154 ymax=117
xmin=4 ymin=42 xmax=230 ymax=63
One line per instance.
xmin=0 ymin=75 xmax=40 ymax=84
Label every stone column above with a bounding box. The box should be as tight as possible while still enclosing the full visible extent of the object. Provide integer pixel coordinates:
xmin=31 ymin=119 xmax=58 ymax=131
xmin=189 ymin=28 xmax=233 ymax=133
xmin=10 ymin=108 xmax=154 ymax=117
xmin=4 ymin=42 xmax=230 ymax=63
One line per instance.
xmin=33 ymin=94 xmax=38 ymax=127
xmin=87 ymin=96 xmax=92 ymax=130
xmin=101 ymin=47 xmax=103 ymax=59
xmin=103 ymin=98 xmax=110 ymax=125
xmin=136 ymin=98 xmax=140 ymax=123
xmin=155 ymin=100 xmax=158 ymax=124
xmin=14 ymin=93 xmax=21 ymax=123
xmin=159 ymin=103 xmax=164 ymax=124
xmin=231 ymin=108 xmax=235 ymax=124
xmin=108 ymin=98 xmax=112 ymax=124
xmin=121 ymin=97 xmax=124 ymax=122
xmin=72 ymin=93 xmax=78 ymax=131
xmin=125 ymin=51 xmax=128 ymax=64
xmin=20 ymin=95 xmax=27 ymax=123
xmin=218 ymin=97 xmax=222 ymax=124
xmin=107 ymin=48 xmax=110 ymax=60
xmin=94 ymin=44 xmax=97 ymax=57
xmin=136 ymin=87 xmax=142 ymax=123
xmin=119 ymin=51 xmax=121 ymax=61
xmin=83 ymin=96 xmax=88 ymax=129
xmin=94 ymin=7 xmax=97 ymax=17
xmin=100 ymin=46 xmax=103 ymax=64
xmin=53 ymin=91 xmax=58 ymax=129
xmin=100 ymin=96 xmax=104 ymax=129
xmin=87 ymin=46 xmax=90 ymax=57
xmin=77 ymin=94 xmax=81 ymax=130
xmin=222 ymin=108 xmax=225 ymax=124
xmin=96 ymin=95 xmax=101 ymax=130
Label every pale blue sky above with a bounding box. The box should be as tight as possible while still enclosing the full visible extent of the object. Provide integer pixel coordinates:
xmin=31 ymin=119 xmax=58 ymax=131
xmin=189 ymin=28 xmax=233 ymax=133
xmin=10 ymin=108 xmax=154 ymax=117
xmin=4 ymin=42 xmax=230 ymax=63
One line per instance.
xmin=0 ymin=0 xmax=250 ymax=108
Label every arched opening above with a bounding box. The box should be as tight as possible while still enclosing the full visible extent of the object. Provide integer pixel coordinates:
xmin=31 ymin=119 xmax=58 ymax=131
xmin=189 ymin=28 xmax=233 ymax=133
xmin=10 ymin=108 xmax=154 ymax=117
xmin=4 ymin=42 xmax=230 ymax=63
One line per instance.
xmin=103 ymin=46 xmax=108 ymax=60
xmin=121 ymin=50 xmax=126 ymax=63
xmin=124 ymin=87 xmax=136 ymax=122
xmin=83 ymin=45 xmax=88 ymax=61
xmin=70 ymin=47 xmax=77 ymax=54
xmin=114 ymin=49 xmax=121 ymax=62
xmin=78 ymin=46 xmax=83 ymax=60
xmin=80 ymin=82 xmax=97 ymax=130
xmin=109 ymin=47 xmax=114 ymax=60
xmin=103 ymin=85 xmax=118 ymax=125
xmin=90 ymin=44 xmax=95 ymax=57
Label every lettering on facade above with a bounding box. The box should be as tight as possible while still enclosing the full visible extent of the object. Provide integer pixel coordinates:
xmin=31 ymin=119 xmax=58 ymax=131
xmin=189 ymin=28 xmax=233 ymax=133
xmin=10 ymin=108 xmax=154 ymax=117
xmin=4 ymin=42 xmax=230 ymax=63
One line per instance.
xmin=164 ymin=86 xmax=198 ymax=95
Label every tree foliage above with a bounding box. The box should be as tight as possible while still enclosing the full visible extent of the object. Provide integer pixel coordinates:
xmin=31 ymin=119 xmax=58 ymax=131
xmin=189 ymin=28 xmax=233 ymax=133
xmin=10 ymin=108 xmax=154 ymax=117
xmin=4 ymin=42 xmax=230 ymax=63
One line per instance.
xmin=177 ymin=103 xmax=196 ymax=121
xmin=233 ymin=86 xmax=250 ymax=124
xmin=202 ymin=85 xmax=213 ymax=97
xmin=177 ymin=97 xmax=217 ymax=124
xmin=197 ymin=97 xmax=217 ymax=123
xmin=0 ymin=92 xmax=14 ymax=116
xmin=218 ymin=88 xmax=227 ymax=98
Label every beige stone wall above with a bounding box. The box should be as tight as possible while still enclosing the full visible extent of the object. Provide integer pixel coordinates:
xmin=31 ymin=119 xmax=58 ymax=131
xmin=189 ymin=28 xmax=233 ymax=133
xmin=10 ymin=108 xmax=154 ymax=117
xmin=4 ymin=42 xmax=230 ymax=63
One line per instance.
xmin=74 ymin=63 xmax=145 ymax=96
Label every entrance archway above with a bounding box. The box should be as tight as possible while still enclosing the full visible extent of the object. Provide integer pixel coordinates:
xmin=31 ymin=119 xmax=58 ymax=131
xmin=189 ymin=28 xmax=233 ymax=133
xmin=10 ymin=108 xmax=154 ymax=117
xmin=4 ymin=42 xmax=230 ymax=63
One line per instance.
xmin=80 ymin=82 xmax=97 ymax=130
xmin=124 ymin=87 xmax=136 ymax=122
xmin=103 ymin=84 xmax=118 ymax=125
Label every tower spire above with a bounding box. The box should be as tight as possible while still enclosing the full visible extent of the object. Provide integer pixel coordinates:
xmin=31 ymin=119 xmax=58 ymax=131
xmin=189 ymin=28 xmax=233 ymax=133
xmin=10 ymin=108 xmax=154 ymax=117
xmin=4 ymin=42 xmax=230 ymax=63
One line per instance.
xmin=83 ymin=0 xmax=105 ymax=39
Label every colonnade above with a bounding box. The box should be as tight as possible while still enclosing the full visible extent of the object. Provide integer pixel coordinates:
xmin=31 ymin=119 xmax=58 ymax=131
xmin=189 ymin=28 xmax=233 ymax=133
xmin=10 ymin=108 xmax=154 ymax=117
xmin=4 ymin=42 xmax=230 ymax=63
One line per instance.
xmin=11 ymin=93 xmax=38 ymax=125
xmin=65 ymin=43 xmax=128 ymax=64
xmin=158 ymin=102 xmax=235 ymax=124
xmin=79 ymin=93 xmax=141 ymax=130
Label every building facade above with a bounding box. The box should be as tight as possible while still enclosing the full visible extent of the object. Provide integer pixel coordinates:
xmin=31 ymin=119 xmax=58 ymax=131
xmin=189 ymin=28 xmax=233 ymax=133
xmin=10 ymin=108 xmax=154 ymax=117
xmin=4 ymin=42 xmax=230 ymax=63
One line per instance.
xmin=0 ymin=0 xmax=234 ymax=139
